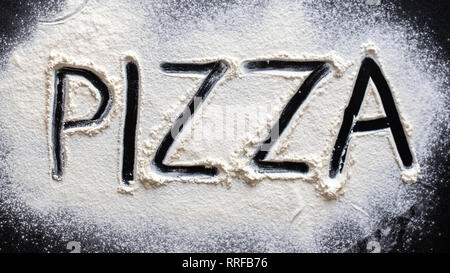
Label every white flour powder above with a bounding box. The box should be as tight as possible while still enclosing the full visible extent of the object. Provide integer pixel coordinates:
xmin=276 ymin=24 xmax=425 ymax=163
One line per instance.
xmin=0 ymin=0 xmax=448 ymax=252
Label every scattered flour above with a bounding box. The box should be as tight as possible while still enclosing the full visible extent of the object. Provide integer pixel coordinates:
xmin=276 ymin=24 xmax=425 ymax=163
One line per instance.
xmin=0 ymin=0 xmax=447 ymax=252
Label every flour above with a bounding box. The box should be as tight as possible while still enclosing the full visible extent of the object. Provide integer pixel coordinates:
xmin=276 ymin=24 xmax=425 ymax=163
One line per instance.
xmin=0 ymin=0 xmax=447 ymax=252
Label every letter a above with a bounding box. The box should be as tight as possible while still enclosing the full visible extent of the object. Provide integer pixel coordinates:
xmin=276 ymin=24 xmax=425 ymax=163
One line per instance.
xmin=329 ymin=57 xmax=415 ymax=178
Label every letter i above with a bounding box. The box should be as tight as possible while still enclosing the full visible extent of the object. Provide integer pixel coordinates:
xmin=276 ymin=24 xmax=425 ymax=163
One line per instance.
xmin=121 ymin=61 xmax=139 ymax=185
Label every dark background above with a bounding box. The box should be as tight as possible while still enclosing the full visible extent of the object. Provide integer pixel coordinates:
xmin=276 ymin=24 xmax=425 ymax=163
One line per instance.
xmin=0 ymin=0 xmax=449 ymax=253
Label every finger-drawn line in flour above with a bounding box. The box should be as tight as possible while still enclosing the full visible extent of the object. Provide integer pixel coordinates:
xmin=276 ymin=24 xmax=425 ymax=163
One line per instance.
xmin=160 ymin=62 xmax=217 ymax=74
xmin=243 ymin=60 xmax=331 ymax=173
xmin=52 ymin=67 xmax=112 ymax=180
xmin=244 ymin=60 xmax=325 ymax=72
xmin=121 ymin=61 xmax=139 ymax=185
xmin=329 ymin=57 xmax=414 ymax=178
xmin=39 ymin=0 xmax=89 ymax=25
xmin=152 ymin=61 xmax=228 ymax=176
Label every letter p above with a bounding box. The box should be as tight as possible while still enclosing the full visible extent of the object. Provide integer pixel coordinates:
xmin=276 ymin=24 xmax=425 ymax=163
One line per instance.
xmin=51 ymin=67 xmax=112 ymax=181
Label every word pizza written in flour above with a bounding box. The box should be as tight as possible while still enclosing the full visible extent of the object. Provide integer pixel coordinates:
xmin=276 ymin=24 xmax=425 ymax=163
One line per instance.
xmin=49 ymin=56 xmax=416 ymax=186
